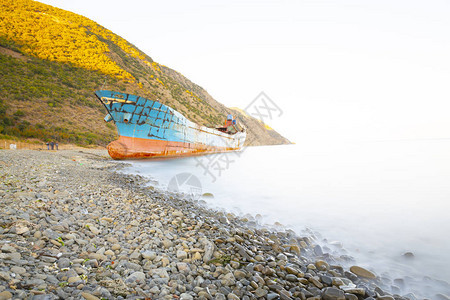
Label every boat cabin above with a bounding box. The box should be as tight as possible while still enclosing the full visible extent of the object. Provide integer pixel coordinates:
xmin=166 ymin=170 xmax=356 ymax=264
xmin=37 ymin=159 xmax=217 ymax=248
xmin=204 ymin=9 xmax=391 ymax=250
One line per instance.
xmin=217 ymin=114 xmax=241 ymax=134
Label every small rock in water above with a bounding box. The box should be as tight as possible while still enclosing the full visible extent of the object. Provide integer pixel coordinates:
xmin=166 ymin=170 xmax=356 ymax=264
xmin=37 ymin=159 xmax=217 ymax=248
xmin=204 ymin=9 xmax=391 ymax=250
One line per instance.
xmin=402 ymin=252 xmax=415 ymax=259
xmin=219 ymin=216 xmax=230 ymax=224
xmin=314 ymin=245 xmax=323 ymax=256
xmin=434 ymin=294 xmax=450 ymax=300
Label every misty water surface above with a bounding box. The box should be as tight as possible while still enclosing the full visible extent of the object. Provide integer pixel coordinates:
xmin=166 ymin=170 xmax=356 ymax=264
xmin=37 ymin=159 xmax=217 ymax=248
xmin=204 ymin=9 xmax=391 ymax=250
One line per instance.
xmin=123 ymin=140 xmax=450 ymax=297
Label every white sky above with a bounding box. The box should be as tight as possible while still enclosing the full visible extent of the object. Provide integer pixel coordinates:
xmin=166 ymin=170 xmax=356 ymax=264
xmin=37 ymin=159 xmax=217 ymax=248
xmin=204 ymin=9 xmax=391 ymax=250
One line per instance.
xmin=38 ymin=0 xmax=450 ymax=142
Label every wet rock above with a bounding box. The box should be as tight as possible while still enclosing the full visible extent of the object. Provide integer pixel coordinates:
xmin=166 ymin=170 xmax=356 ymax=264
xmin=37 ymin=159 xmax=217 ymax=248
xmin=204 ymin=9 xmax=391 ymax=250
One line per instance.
xmin=177 ymin=262 xmax=190 ymax=272
xmin=84 ymin=259 xmax=99 ymax=268
xmin=142 ymin=250 xmax=156 ymax=260
xmin=177 ymin=250 xmax=188 ymax=260
xmin=434 ymin=294 xmax=450 ymax=300
xmin=30 ymin=294 xmax=54 ymax=300
xmin=286 ymin=274 xmax=298 ymax=282
xmin=0 ymin=291 xmax=13 ymax=300
xmin=263 ymin=267 xmax=276 ymax=276
xmin=403 ymin=293 xmax=418 ymax=300
xmin=192 ymin=252 xmax=202 ymax=261
xmin=129 ymin=251 xmax=141 ymax=260
xmin=151 ymin=268 xmax=169 ymax=278
xmin=316 ymin=260 xmax=329 ymax=271
xmin=13 ymin=223 xmax=30 ymax=235
xmin=111 ymin=244 xmax=121 ymax=251
xmin=81 ymin=292 xmax=100 ymax=300
xmin=227 ymin=293 xmax=240 ymax=300
xmin=377 ymin=296 xmax=395 ymax=300
xmin=11 ymin=266 xmax=26 ymax=275
xmin=340 ymin=286 xmax=365 ymax=295
xmin=267 ymin=293 xmax=280 ymax=300
xmin=322 ymin=287 xmax=345 ymax=300
xmin=162 ymin=239 xmax=173 ymax=248
xmin=221 ymin=273 xmax=236 ymax=286
xmin=68 ymin=276 xmax=82 ymax=284
xmin=344 ymin=293 xmax=358 ymax=300
xmin=393 ymin=278 xmax=405 ymax=288
xmin=321 ymin=275 xmax=332 ymax=286
xmin=1 ymin=245 xmax=15 ymax=253
xmin=219 ymin=216 xmax=230 ymax=224
xmin=309 ymin=276 xmax=323 ymax=288
xmin=390 ymin=285 xmax=401 ymax=294
xmin=126 ymin=271 xmax=146 ymax=283
xmin=180 ymin=293 xmax=194 ymax=300
xmin=254 ymin=288 xmax=268 ymax=298
xmin=279 ymin=289 xmax=293 ymax=299
xmin=0 ymin=272 xmax=11 ymax=281
xmin=349 ymin=266 xmax=376 ymax=279
xmin=314 ymin=245 xmax=323 ymax=256
xmin=203 ymin=240 xmax=215 ymax=262
xmin=277 ymin=253 xmax=288 ymax=261
xmin=88 ymin=253 xmax=107 ymax=261
xmin=285 ymin=266 xmax=299 ymax=275
xmin=235 ymin=244 xmax=252 ymax=261
xmin=234 ymin=270 xmax=247 ymax=280
xmin=215 ymin=293 xmax=226 ymax=300
xmin=401 ymin=252 xmax=414 ymax=259
xmin=57 ymin=258 xmax=71 ymax=269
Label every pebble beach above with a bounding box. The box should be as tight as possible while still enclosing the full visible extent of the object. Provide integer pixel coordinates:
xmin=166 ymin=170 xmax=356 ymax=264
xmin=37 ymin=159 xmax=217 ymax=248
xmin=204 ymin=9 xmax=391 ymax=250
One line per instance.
xmin=0 ymin=150 xmax=425 ymax=299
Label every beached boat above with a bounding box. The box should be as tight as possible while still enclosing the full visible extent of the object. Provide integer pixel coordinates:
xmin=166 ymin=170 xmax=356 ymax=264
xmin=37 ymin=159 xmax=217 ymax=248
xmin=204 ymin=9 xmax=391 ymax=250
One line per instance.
xmin=95 ymin=90 xmax=246 ymax=160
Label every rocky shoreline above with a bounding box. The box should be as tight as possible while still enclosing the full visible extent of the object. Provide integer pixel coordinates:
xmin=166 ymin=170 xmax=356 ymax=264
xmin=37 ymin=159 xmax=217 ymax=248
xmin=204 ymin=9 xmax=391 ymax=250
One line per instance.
xmin=0 ymin=150 xmax=414 ymax=300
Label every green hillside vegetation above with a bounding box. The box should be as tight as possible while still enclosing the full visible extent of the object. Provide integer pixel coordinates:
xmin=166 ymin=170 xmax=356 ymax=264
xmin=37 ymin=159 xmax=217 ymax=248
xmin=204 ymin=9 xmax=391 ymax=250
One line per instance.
xmin=0 ymin=0 xmax=290 ymax=146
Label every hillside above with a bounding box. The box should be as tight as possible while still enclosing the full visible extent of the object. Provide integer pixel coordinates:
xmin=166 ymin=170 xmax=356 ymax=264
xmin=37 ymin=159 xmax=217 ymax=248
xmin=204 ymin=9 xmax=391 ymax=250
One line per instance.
xmin=0 ymin=0 xmax=290 ymax=146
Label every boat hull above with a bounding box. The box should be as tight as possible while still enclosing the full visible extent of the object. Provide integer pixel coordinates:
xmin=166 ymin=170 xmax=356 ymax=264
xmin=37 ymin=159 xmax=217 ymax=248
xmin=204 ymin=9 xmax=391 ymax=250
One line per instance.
xmin=107 ymin=136 xmax=239 ymax=160
xmin=95 ymin=90 xmax=246 ymax=160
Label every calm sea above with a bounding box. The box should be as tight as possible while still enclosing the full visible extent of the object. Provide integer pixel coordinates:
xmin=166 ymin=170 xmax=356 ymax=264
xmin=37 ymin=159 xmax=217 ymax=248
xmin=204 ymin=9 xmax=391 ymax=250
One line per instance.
xmin=122 ymin=140 xmax=450 ymax=298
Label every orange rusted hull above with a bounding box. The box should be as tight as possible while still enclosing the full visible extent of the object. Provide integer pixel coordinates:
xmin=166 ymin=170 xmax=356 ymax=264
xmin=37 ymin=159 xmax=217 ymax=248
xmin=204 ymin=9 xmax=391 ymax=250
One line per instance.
xmin=107 ymin=136 xmax=238 ymax=160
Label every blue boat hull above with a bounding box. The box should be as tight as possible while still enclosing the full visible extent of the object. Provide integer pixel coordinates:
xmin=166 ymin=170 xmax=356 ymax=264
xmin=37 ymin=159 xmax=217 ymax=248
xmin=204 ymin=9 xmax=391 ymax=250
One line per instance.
xmin=95 ymin=90 xmax=246 ymax=159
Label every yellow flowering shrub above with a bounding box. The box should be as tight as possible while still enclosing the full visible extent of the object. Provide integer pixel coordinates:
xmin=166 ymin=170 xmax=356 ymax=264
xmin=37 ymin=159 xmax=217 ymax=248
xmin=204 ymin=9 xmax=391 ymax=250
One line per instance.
xmin=0 ymin=0 xmax=155 ymax=81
